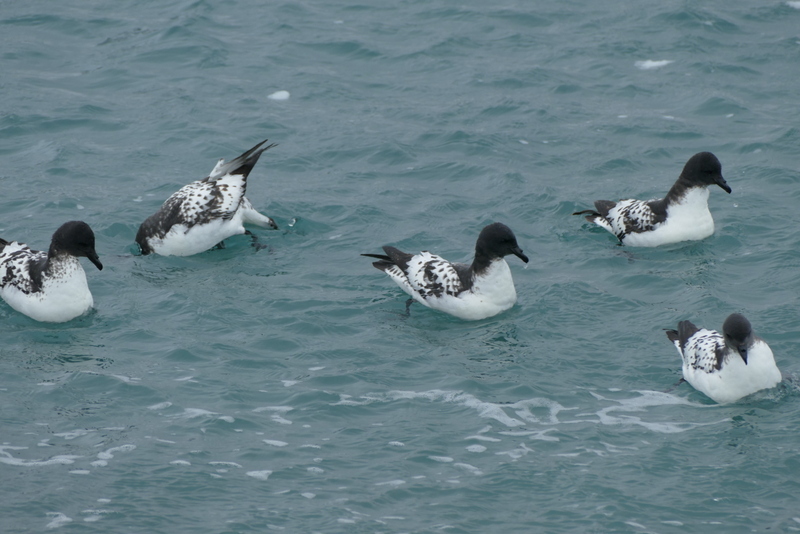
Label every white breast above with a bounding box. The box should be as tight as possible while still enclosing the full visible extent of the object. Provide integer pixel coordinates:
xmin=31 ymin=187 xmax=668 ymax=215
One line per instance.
xmin=683 ymin=340 xmax=781 ymax=404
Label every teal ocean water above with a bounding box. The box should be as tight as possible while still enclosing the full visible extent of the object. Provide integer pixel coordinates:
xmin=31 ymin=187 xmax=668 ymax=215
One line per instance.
xmin=2 ymin=1 xmax=800 ymax=532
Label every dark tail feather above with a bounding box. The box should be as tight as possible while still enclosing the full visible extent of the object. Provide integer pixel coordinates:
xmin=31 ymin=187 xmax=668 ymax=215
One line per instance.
xmin=572 ymin=209 xmax=599 ymax=217
xmin=229 ymin=139 xmax=277 ymax=178
xmin=361 ymin=253 xmax=391 ymax=261
xmin=665 ymin=329 xmax=679 ymax=343
xmin=208 ymin=139 xmax=277 ymax=181
xmin=361 ymin=253 xmax=395 ymax=272
xmin=663 ymin=377 xmax=686 ymax=393
xmin=572 ymin=209 xmax=602 ymax=223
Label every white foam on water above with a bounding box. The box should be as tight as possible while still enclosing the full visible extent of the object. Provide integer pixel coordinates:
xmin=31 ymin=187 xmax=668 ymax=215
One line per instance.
xmin=54 ymin=429 xmax=94 ymax=440
xmin=454 ymin=463 xmax=482 ymax=475
xmin=246 ymin=470 xmax=272 ymax=480
xmin=69 ymin=470 xmax=91 ymax=475
xmin=253 ymin=405 xmax=292 ymax=413
xmin=388 ymin=441 xmax=404 ymax=447
xmin=0 ymin=446 xmax=82 ymax=466
xmin=82 ymin=509 xmax=109 ymax=523
xmin=465 ymin=435 xmax=501 ymax=442
xmin=466 ymin=444 xmax=486 ymax=452
xmin=97 ymin=444 xmax=136 ymax=460
xmin=209 ymin=461 xmax=242 ymax=468
xmin=92 ymin=444 xmax=135 ymax=467
xmin=218 ymin=416 xmax=234 ymax=423
xmin=263 ymin=439 xmax=288 ymax=447
xmin=335 ymin=390 xmax=582 ymax=431
xmin=282 ymin=380 xmax=299 ymax=387
xmin=169 ymin=408 xmax=218 ymax=419
xmin=170 ymin=460 xmax=191 ymax=466
xmin=495 ymin=443 xmax=534 ymax=460
xmin=498 ymin=428 xmax=560 ymax=442
xmin=428 ymin=456 xmax=453 ymax=463
xmin=111 ymin=374 xmax=140 ymax=383
xmin=375 ymin=479 xmax=405 ymax=486
xmin=301 ymin=492 xmax=316 ymax=499
xmin=634 ymin=59 xmax=674 ymax=70
xmin=588 ymin=390 xmax=729 ymax=434
xmin=148 ymin=437 xmax=176 ymax=444
xmin=148 ymin=401 xmax=172 ymax=410
xmin=268 ymin=90 xmax=290 ymax=100
xmin=45 ymin=513 xmax=72 ymax=529
xmin=307 ymin=466 xmax=324 ymax=473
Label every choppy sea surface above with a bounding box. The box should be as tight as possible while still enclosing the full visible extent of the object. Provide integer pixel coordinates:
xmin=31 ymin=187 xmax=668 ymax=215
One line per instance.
xmin=2 ymin=1 xmax=800 ymax=532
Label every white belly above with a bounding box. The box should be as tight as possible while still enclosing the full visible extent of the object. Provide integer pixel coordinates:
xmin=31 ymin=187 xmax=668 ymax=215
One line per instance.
xmin=149 ymin=215 xmax=246 ymax=256
xmin=623 ymin=188 xmax=715 ymax=247
xmin=1 ymin=264 xmax=93 ymax=323
xmin=427 ymin=260 xmax=518 ymax=321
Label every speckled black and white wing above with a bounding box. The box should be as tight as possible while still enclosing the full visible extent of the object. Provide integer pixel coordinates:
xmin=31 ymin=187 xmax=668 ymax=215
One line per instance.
xmin=135 ymin=140 xmax=276 ymax=255
xmin=666 ymin=320 xmax=724 ymax=373
xmin=135 ymin=172 xmax=247 ymax=254
xmin=592 ymin=199 xmax=665 ymax=241
xmin=0 ymin=240 xmax=47 ymax=295
xmin=679 ymin=330 xmax=725 ymax=373
xmin=399 ymin=251 xmax=467 ymax=300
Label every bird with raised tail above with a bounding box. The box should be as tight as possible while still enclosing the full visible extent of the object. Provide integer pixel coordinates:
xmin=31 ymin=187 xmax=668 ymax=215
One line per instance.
xmin=0 ymin=221 xmax=103 ymax=322
xmin=573 ymin=152 xmax=731 ymax=246
xmin=135 ymin=139 xmax=279 ymax=256
xmin=665 ymin=313 xmax=781 ymax=404
xmin=362 ymin=222 xmax=529 ymax=320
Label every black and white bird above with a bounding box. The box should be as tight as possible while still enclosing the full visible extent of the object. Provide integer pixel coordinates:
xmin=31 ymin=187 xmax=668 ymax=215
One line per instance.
xmin=135 ymin=139 xmax=278 ymax=256
xmin=573 ymin=152 xmax=731 ymax=246
xmin=362 ymin=223 xmax=529 ymax=320
xmin=0 ymin=221 xmax=103 ymax=322
xmin=665 ymin=313 xmax=781 ymax=404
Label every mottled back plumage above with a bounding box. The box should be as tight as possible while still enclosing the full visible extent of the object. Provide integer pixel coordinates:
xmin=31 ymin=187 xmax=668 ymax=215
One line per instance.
xmin=665 ymin=313 xmax=781 ymax=403
xmin=574 ymin=152 xmax=731 ymax=246
xmin=362 ymin=223 xmax=529 ymax=320
xmin=135 ymin=140 xmax=278 ymax=256
xmin=0 ymin=221 xmax=103 ymax=322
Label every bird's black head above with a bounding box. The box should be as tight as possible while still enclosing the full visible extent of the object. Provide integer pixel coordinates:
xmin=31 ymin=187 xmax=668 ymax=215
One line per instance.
xmin=722 ymin=313 xmax=753 ymax=364
xmin=475 ymin=222 xmax=529 ymax=264
xmin=682 ymin=151 xmax=731 ymax=193
xmin=50 ymin=221 xmax=103 ymax=271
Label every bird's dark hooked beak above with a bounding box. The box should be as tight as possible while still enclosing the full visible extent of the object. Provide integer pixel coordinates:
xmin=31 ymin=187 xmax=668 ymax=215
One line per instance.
xmin=88 ymin=251 xmax=103 ymax=271
xmin=512 ymin=247 xmax=529 ymax=263
xmin=716 ymin=175 xmax=732 ymax=194
xmin=737 ymin=345 xmax=748 ymax=365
